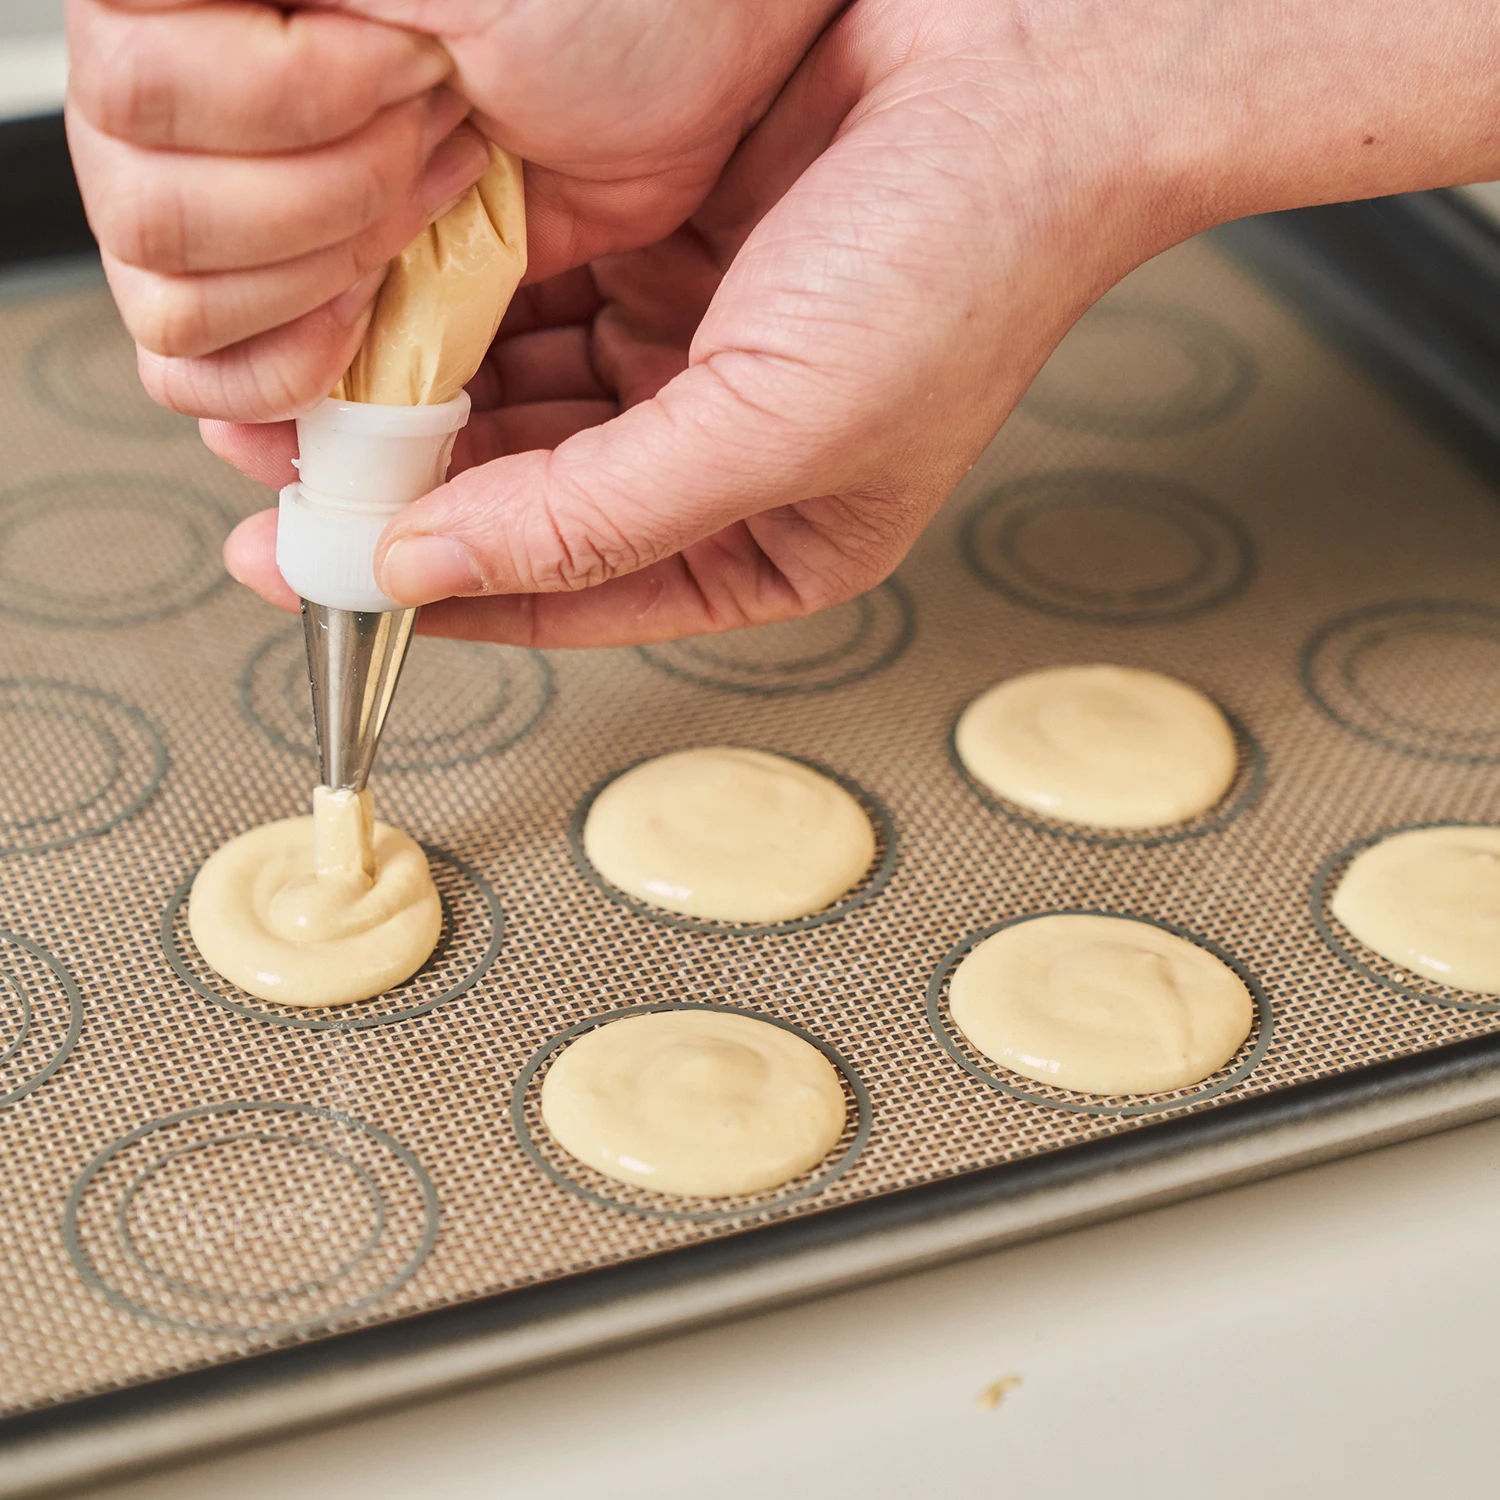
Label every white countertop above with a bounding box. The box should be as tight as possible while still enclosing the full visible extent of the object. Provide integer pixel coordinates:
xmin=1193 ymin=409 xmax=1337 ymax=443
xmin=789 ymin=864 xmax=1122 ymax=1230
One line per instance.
xmin=80 ymin=1112 xmax=1500 ymax=1500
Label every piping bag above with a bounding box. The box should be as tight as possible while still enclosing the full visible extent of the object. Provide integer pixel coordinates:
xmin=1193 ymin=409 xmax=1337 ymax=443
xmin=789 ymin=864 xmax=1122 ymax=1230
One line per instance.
xmin=275 ymin=145 xmax=526 ymax=791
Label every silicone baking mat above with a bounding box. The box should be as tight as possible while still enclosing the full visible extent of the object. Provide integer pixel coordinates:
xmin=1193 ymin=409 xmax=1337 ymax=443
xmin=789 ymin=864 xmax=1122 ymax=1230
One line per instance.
xmin=1 ymin=233 xmax=1497 ymax=1417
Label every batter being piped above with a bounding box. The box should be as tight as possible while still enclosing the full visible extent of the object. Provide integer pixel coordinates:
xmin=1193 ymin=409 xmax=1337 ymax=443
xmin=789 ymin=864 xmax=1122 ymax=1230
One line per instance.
xmin=186 ymin=150 xmax=525 ymax=1008
xmin=188 ymin=787 xmax=442 ymax=1007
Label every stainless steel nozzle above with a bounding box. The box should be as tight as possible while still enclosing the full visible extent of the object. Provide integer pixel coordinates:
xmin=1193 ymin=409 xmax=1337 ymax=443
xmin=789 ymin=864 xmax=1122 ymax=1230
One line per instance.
xmin=300 ymin=601 xmax=417 ymax=791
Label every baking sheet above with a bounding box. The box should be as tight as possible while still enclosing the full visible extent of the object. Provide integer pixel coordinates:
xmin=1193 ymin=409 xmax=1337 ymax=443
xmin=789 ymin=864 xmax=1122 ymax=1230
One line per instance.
xmin=1 ymin=233 xmax=1499 ymax=1427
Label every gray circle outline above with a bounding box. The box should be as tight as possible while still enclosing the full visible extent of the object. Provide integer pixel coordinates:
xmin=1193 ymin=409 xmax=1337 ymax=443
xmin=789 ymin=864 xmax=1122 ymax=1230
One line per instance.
xmin=1021 ymin=302 xmax=1257 ymax=437
xmin=634 ymin=580 xmax=916 ymax=698
xmin=1000 ymin=496 xmax=1216 ymax=607
xmin=959 ymin=470 xmax=1256 ymax=626
xmin=63 ymin=1100 xmax=440 ymax=1339
xmin=0 ymin=970 xmax=33 ymax=1069
xmin=0 ymin=708 xmax=125 ymax=835
xmin=1300 ymin=600 xmax=1500 ymax=764
xmin=116 ymin=1133 xmax=386 ymax=1303
xmin=239 ymin=626 xmax=555 ymax=772
xmin=0 ymin=680 xmax=167 ymax=856
xmin=159 ymin=843 xmax=505 ymax=1030
xmin=0 ymin=928 xmax=83 ymax=1108
xmin=927 ymin=909 xmax=1274 ymax=1117
xmin=1310 ymin=821 xmax=1500 ymax=1014
xmin=673 ymin=593 xmax=877 ymax=677
xmin=27 ymin=299 xmax=193 ymax=440
xmin=0 ymin=476 xmax=234 ymax=628
xmin=946 ymin=697 xmax=1267 ymax=850
xmin=510 ymin=1000 xmax=873 ymax=1224
xmin=565 ymin=751 xmax=898 ymax=937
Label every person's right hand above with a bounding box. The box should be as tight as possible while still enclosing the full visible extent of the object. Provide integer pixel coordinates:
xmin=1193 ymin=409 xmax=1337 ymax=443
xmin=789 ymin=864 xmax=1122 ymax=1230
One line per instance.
xmin=65 ymin=0 xmax=844 ymax=420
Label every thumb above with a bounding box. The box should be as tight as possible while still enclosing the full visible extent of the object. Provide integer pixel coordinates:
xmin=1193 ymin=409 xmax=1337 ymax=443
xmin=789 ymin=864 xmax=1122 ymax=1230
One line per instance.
xmin=373 ymin=353 xmax=886 ymax=611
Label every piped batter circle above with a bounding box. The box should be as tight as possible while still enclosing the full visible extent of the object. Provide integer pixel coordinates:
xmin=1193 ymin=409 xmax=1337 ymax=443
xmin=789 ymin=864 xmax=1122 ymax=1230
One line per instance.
xmin=162 ymin=843 xmax=503 ymax=1030
xmin=540 ymin=1009 xmax=848 ymax=1198
xmin=569 ymin=748 xmax=895 ymax=934
xmin=512 ymin=1002 xmax=871 ymax=1223
xmin=954 ymin=665 xmax=1240 ymax=831
xmin=186 ymin=803 xmax=443 ymax=1009
xmin=64 ymin=1102 xmax=438 ymax=1337
xmin=1313 ymin=823 xmax=1500 ymax=1012
xmin=928 ymin=912 xmax=1272 ymax=1115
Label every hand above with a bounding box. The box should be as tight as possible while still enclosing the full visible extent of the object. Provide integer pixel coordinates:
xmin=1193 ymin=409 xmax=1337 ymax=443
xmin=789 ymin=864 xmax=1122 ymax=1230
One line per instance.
xmin=73 ymin=1 xmax=1500 ymax=649
xmin=216 ymin=1 xmax=1149 ymax=648
xmin=66 ymin=0 xmax=841 ymax=419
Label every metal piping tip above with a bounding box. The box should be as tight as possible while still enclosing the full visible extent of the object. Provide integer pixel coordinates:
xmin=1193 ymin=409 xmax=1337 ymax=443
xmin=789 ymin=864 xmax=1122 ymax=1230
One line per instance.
xmin=300 ymin=601 xmax=417 ymax=792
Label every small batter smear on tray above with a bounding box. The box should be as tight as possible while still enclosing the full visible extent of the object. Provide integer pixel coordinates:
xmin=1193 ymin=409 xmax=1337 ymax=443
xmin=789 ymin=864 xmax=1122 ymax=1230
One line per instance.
xmin=956 ymin=664 xmax=1236 ymax=828
xmin=541 ymin=1010 xmax=847 ymax=1197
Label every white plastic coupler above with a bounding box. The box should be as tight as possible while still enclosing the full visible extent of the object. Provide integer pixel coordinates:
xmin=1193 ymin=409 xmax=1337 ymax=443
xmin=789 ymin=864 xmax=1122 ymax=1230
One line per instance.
xmin=276 ymin=392 xmax=471 ymax=612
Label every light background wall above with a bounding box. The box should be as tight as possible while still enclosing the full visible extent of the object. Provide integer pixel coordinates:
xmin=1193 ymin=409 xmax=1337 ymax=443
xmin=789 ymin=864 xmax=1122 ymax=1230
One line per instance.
xmin=1 ymin=1 xmax=65 ymax=41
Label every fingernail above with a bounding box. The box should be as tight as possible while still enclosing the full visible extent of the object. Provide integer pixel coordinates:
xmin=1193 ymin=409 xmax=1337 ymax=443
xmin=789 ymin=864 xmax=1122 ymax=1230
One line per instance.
xmin=380 ymin=534 xmax=483 ymax=604
xmin=328 ymin=268 xmax=387 ymax=327
xmin=418 ymin=128 xmax=490 ymax=216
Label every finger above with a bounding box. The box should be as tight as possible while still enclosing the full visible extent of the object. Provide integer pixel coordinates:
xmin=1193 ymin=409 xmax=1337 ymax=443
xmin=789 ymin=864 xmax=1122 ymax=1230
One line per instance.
xmin=200 ymin=419 xmax=297 ymax=488
xmin=588 ymin=226 xmax=718 ymax=407
xmin=450 ymin=400 xmax=618 ymax=473
xmin=515 ymin=163 xmax=716 ymax=285
xmin=411 ymin=533 xmax=812 ymax=649
xmin=496 ymin=268 xmax=603 ymax=338
xmin=208 ymin=397 xmax=618 ymax=610
xmin=68 ymin=89 xmax=478 ymax=273
xmin=101 ymin=127 xmax=493 ymax=357
xmin=467 ymin=326 xmax=611 ymax=411
xmin=69 ymin=0 xmax=452 ymax=153
xmin=223 ymin=509 xmax=300 ymax=611
xmin=135 ymin=279 xmax=380 ymax=421
xmin=370 ymin=357 xmax=878 ymax=611
xmin=371 ymin=94 xmax=1026 ymax=617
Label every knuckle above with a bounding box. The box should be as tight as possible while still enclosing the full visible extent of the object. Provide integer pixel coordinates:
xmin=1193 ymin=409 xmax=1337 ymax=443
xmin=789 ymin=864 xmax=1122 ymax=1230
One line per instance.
xmin=122 ymin=277 xmax=211 ymax=359
xmin=524 ymin=486 xmax=651 ymax=594
xmin=96 ymin=173 xmax=187 ymax=271
xmin=89 ymin=32 xmax=175 ymax=144
xmin=79 ymin=181 xmax=140 ymax=263
xmin=342 ymin=154 xmax=394 ymax=235
xmin=133 ymin=347 xmax=199 ymax=416
xmin=258 ymin=341 xmax=357 ymax=422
